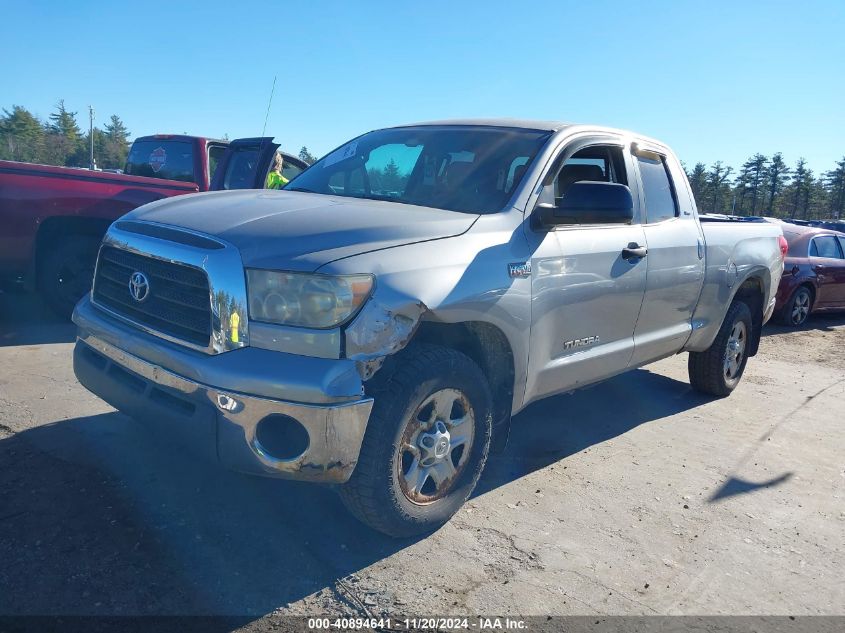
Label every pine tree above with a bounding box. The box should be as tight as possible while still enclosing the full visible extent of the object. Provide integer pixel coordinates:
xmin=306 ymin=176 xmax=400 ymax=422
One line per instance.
xmin=805 ymin=175 xmax=828 ymax=220
xmin=736 ymin=154 xmax=768 ymax=215
xmin=298 ymin=146 xmax=317 ymax=165
xmin=764 ymin=152 xmax=790 ymax=214
xmin=787 ymin=158 xmax=810 ymax=219
xmin=686 ymin=163 xmax=707 ymax=211
xmin=824 ymin=157 xmax=845 ymax=219
xmin=102 ymin=115 xmax=130 ymax=168
xmin=381 ymin=158 xmax=402 ymax=192
xmin=46 ymin=99 xmax=83 ymax=165
xmin=0 ymin=105 xmax=45 ymax=162
xmin=707 ymin=161 xmax=733 ymax=213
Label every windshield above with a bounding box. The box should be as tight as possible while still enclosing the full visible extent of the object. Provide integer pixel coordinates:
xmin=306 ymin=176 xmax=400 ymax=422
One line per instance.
xmin=284 ymin=126 xmax=551 ymax=213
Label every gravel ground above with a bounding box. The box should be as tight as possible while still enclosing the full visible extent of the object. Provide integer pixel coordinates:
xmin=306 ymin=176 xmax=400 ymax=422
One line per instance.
xmin=0 ymin=291 xmax=843 ymax=621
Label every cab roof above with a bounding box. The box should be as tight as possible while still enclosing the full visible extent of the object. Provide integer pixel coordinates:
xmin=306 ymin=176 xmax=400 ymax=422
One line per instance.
xmin=389 ymin=118 xmax=572 ymax=132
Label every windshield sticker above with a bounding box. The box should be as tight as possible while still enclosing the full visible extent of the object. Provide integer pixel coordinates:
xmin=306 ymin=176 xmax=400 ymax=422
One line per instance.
xmin=149 ymin=147 xmax=167 ymax=173
xmin=323 ymin=141 xmax=358 ymax=168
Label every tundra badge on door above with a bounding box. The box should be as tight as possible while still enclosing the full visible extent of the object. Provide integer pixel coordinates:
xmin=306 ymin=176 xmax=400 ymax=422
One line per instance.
xmin=563 ymin=336 xmax=600 ymax=351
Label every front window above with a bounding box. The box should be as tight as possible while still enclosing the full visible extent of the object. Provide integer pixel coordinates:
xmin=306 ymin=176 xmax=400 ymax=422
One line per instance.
xmin=284 ymin=126 xmax=551 ymax=213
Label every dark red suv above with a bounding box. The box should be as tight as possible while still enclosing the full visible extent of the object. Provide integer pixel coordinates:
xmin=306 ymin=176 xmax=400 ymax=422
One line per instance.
xmin=774 ymin=225 xmax=845 ymax=326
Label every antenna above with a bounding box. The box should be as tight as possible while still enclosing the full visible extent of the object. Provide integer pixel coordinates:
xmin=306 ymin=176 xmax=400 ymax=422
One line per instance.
xmin=261 ymin=76 xmax=277 ymax=137
xmin=88 ymin=105 xmax=95 ymax=170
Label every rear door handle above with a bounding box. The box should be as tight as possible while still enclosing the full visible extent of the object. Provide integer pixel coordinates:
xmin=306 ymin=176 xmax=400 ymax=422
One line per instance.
xmin=622 ymin=243 xmax=648 ymax=260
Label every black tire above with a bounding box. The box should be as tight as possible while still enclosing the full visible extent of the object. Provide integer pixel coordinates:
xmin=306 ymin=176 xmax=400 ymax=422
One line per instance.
xmin=688 ymin=300 xmax=753 ymax=397
xmin=778 ymin=286 xmax=812 ymax=327
xmin=340 ymin=344 xmax=493 ymax=537
xmin=38 ymin=237 xmax=100 ymax=319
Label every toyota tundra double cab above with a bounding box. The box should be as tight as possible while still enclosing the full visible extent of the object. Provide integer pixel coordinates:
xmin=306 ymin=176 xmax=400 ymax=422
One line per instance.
xmin=72 ymin=120 xmax=786 ymax=536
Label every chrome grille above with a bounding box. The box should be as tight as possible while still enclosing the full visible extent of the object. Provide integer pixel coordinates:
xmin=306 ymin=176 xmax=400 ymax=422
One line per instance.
xmin=92 ymin=246 xmax=212 ymax=347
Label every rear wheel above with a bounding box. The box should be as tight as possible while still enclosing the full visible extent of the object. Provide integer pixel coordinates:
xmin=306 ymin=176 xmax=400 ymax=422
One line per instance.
xmin=688 ymin=300 xmax=753 ymax=397
xmin=340 ymin=344 xmax=492 ymax=537
xmin=38 ymin=237 xmax=100 ymax=319
xmin=779 ymin=286 xmax=812 ymax=327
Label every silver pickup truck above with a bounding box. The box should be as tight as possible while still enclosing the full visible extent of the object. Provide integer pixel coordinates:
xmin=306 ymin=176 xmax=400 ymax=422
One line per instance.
xmin=72 ymin=119 xmax=787 ymax=536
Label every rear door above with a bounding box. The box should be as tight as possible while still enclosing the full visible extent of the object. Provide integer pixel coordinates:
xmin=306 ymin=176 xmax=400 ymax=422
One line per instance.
xmin=810 ymin=235 xmax=845 ymax=307
xmin=523 ymin=136 xmax=648 ymax=404
xmin=206 ymin=142 xmax=229 ymax=189
xmin=210 ymin=137 xmax=279 ymax=191
xmin=629 ymin=145 xmax=705 ymax=365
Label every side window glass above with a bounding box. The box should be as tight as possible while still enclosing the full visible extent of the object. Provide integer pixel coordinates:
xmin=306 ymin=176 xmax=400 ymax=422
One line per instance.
xmin=222 ymin=148 xmax=259 ymax=190
xmin=555 ymin=156 xmax=608 ymax=202
xmin=839 ymin=237 xmax=845 ymax=258
xmin=637 ymin=154 xmax=678 ymax=223
xmin=812 ymin=236 xmax=843 ymax=259
xmin=208 ymin=145 xmax=227 ymax=181
xmin=282 ymin=160 xmax=303 ymax=182
xmin=549 ymin=146 xmax=626 ymax=204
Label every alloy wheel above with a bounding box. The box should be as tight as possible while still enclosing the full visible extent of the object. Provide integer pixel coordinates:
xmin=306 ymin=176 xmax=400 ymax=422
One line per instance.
xmin=396 ymin=388 xmax=475 ymax=505
xmin=791 ymin=291 xmax=810 ymax=325
xmin=723 ymin=320 xmax=747 ymax=381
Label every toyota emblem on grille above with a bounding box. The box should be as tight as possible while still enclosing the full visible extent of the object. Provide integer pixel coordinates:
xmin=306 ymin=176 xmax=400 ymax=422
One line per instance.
xmin=128 ymin=271 xmax=150 ymax=303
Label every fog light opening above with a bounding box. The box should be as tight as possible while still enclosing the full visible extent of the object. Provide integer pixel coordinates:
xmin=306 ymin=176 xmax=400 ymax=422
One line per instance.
xmin=254 ymin=414 xmax=310 ymax=461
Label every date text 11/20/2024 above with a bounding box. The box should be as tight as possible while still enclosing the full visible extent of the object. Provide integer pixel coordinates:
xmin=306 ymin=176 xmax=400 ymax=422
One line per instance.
xmin=307 ymin=617 xmax=528 ymax=630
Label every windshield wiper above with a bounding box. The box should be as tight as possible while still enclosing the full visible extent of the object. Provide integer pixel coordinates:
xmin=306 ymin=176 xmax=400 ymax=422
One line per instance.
xmin=285 ymin=186 xmax=319 ymax=193
xmin=354 ymin=193 xmax=406 ymax=203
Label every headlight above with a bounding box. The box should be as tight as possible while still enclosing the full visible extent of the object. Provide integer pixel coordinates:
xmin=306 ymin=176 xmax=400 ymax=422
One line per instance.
xmin=246 ymin=269 xmax=374 ymax=329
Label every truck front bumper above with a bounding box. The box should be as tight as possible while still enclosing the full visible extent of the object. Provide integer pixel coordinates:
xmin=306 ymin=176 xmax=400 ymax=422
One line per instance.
xmin=72 ymin=298 xmax=373 ymax=483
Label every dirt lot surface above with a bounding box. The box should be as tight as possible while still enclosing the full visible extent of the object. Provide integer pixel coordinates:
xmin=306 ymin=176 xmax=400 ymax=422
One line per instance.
xmin=1 ymin=291 xmax=843 ymax=620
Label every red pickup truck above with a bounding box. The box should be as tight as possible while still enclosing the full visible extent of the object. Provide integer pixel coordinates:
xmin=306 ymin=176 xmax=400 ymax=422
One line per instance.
xmin=0 ymin=135 xmax=306 ymax=315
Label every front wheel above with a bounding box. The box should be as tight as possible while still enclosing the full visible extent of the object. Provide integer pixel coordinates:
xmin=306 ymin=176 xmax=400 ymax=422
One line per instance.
xmin=340 ymin=344 xmax=492 ymax=537
xmin=688 ymin=300 xmax=753 ymax=397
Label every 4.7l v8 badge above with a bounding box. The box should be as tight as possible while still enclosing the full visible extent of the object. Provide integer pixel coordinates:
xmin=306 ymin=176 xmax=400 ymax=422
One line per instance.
xmin=507 ymin=262 xmax=532 ymax=278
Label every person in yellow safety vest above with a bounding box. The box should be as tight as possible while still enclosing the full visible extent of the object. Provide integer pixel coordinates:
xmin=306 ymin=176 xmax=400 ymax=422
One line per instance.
xmin=265 ymin=151 xmax=289 ymax=189
xmin=229 ymin=311 xmax=240 ymax=343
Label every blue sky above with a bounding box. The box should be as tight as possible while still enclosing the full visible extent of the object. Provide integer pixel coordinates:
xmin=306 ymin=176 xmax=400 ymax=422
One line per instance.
xmin=3 ymin=0 xmax=844 ymax=173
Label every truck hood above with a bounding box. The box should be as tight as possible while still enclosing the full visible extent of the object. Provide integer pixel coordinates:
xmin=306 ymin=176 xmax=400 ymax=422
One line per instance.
xmin=124 ymin=189 xmax=478 ymax=271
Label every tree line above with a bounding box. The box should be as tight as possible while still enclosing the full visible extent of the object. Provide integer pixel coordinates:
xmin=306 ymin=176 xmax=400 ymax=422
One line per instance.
xmin=3 ymin=101 xmax=843 ymax=219
xmin=0 ymin=101 xmax=131 ymax=169
xmin=685 ymin=153 xmax=845 ymax=220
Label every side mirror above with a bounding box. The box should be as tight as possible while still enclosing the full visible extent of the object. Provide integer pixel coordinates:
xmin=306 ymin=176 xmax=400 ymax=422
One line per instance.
xmin=537 ymin=181 xmax=634 ymax=227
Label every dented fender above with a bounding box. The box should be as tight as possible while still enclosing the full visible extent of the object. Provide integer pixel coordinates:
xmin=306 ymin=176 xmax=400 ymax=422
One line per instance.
xmin=345 ymin=297 xmax=428 ymax=379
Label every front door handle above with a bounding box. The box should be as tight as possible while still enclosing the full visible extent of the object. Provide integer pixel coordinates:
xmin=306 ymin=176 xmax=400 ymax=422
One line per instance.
xmin=622 ymin=243 xmax=648 ymax=260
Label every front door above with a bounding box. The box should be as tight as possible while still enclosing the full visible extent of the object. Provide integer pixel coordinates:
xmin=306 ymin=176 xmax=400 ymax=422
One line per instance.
xmin=210 ymin=137 xmax=279 ymax=191
xmin=810 ymin=235 xmax=845 ymax=307
xmin=523 ymin=140 xmax=647 ymax=405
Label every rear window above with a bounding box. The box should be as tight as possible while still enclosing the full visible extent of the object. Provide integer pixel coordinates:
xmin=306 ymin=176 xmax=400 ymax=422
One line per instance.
xmin=125 ymin=140 xmax=196 ymax=183
xmin=783 ymin=231 xmax=805 ymax=257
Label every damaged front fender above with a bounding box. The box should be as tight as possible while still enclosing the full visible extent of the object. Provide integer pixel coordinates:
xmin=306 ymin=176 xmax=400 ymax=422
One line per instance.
xmin=345 ymin=298 xmax=428 ymax=379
